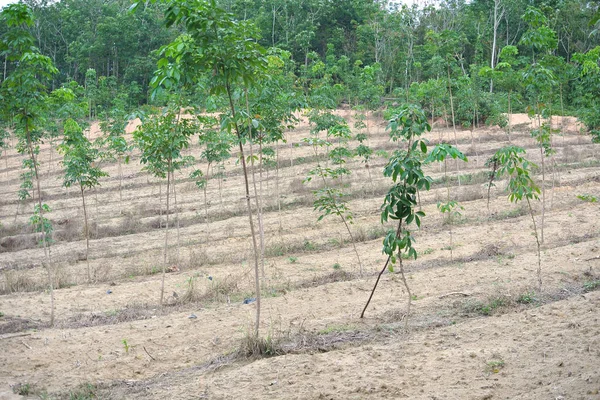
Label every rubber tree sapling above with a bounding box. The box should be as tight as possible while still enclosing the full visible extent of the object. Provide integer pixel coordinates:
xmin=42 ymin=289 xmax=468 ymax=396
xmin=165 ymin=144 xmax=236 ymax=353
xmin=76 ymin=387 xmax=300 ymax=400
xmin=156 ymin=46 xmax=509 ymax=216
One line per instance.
xmin=133 ymin=107 xmax=195 ymax=306
xmin=135 ymin=0 xmax=269 ymax=336
xmin=58 ymin=119 xmax=108 ymax=283
xmin=361 ymin=104 xmax=434 ymax=329
xmin=304 ymin=118 xmax=364 ymax=275
xmin=193 ymin=120 xmax=231 ymax=239
xmin=520 ymin=6 xmax=560 ymax=244
xmin=99 ymin=106 xmax=133 ymax=215
xmin=0 ymin=3 xmax=58 ymax=325
xmin=488 ymin=146 xmax=542 ymax=290
xmin=426 ymin=143 xmax=467 ymax=261
xmin=572 ymin=46 xmax=600 ymax=144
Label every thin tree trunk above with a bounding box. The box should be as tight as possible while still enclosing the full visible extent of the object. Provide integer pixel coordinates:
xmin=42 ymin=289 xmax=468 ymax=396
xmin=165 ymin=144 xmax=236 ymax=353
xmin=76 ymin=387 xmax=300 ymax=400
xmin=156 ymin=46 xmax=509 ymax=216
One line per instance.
xmin=245 ymin=90 xmax=266 ymax=282
xmin=226 ymin=82 xmax=261 ymax=337
xmin=276 ymin=143 xmax=282 ymax=232
xmin=160 ymin=161 xmax=171 ymax=307
xmin=526 ymin=198 xmax=542 ymax=291
xmin=172 ymin=170 xmax=180 ymax=267
xmin=361 ymin=223 xmax=406 ymax=320
xmin=81 ymin=186 xmax=91 ymax=283
xmin=204 ymin=164 xmax=210 ymax=242
xmin=445 ymin=160 xmax=453 ymax=262
xmin=26 ymin=122 xmax=54 ymax=326
xmin=118 ymin=158 xmax=123 ymax=214
xmin=397 ymin=252 xmax=412 ymax=331
xmin=447 ymin=65 xmax=461 ymax=186
xmin=158 ymin=179 xmax=162 ymax=227
xmin=507 ymin=91 xmax=512 ymax=142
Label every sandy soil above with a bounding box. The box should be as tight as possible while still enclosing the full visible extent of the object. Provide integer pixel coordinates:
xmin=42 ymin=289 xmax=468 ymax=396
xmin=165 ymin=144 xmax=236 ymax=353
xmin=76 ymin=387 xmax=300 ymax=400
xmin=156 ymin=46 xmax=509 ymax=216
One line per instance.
xmin=0 ymin=112 xmax=599 ymax=399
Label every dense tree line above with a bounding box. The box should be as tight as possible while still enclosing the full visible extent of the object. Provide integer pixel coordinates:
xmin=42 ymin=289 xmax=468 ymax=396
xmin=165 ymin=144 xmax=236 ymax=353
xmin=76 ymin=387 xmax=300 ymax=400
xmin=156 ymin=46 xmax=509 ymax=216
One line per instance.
xmin=0 ymin=0 xmax=597 ymax=120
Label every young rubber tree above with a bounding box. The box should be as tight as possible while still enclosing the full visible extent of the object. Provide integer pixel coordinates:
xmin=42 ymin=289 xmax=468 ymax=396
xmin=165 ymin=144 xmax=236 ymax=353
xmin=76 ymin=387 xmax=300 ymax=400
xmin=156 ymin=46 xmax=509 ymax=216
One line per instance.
xmin=85 ymin=68 xmax=98 ymax=121
xmin=355 ymin=131 xmax=375 ymax=195
xmin=425 ymin=30 xmax=466 ymax=183
xmin=361 ymin=104 xmax=434 ymax=329
xmin=58 ymin=119 xmax=108 ymax=283
xmin=520 ymin=6 xmax=559 ymax=244
xmin=133 ymin=106 xmax=195 ymax=306
xmin=572 ymin=46 xmax=600 ymax=144
xmin=488 ymin=146 xmax=542 ymax=290
xmin=0 ymin=3 xmax=58 ymax=325
xmin=304 ymin=120 xmax=364 ymax=275
xmin=99 ymin=105 xmax=133 ymax=215
xmin=193 ymin=118 xmax=231 ymax=239
xmin=479 ymin=45 xmax=519 ymax=140
xmin=134 ymin=0 xmax=271 ymax=336
xmin=426 ymin=144 xmax=467 ymax=261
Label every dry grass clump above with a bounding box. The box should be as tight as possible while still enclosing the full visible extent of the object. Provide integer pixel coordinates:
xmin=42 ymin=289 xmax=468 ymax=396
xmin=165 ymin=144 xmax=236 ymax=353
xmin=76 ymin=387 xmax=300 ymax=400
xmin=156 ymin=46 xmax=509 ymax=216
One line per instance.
xmin=238 ymin=330 xmax=283 ymax=358
xmin=298 ymin=269 xmax=354 ymax=289
xmin=237 ymin=325 xmax=369 ymax=359
xmin=0 ymin=232 xmax=41 ymax=253
xmin=177 ymin=275 xmax=203 ymax=304
xmin=56 ymin=304 xmax=158 ymax=329
xmin=54 ymin=266 xmax=75 ymax=289
xmin=53 ymin=218 xmax=82 ymax=242
xmin=0 ymin=316 xmax=43 ymax=335
xmin=199 ymin=274 xmax=239 ymax=303
xmin=288 ymin=177 xmax=310 ymax=194
xmin=0 ymin=270 xmax=36 ymax=294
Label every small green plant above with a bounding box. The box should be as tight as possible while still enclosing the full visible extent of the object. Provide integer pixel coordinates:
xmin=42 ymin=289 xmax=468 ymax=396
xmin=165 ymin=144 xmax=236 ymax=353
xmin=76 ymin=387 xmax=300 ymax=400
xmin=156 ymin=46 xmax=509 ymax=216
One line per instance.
xmin=583 ymin=280 xmax=600 ymax=292
xmin=29 ymin=204 xmax=54 ymax=246
xmin=68 ymin=383 xmax=97 ymax=400
xmin=122 ymin=339 xmax=130 ymax=354
xmin=577 ymin=194 xmax=597 ymax=203
xmin=422 ymin=248 xmax=435 ymax=255
xmin=13 ymin=383 xmax=32 ymax=396
xmin=332 ymin=263 xmax=341 ymax=270
xmin=318 ymin=324 xmax=355 ymax=335
xmin=481 ymin=297 xmax=507 ymax=315
xmin=486 ymin=359 xmax=505 ymax=373
xmin=517 ymin=291 xmax=536 ymax=304
xmin=303 ymin=240 xmax=317 ymax=251
xmin=0 ymin=311 xmax=4 ymax=317
xmin=288 ymin=256 xmax=298 ymax=264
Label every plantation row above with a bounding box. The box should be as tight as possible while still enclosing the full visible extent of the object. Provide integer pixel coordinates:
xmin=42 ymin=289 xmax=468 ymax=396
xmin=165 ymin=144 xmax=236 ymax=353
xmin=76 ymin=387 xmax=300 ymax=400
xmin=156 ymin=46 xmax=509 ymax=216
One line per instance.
xmin=1 ymin=1 xmax=599 ymax=341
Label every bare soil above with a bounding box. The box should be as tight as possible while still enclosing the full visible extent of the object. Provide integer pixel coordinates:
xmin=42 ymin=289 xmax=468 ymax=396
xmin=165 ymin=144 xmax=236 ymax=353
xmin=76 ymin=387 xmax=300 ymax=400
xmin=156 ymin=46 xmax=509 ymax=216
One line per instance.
xmin=0 ymin=112 xmax=599 ymax=399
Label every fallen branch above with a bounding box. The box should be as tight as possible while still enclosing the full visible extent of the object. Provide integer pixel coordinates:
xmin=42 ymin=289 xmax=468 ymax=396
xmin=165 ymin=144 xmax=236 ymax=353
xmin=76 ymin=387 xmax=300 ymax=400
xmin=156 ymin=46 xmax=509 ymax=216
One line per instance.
xmin=143 ymin=345 xmax=156 ymax=361
xmin=0 ymin=332 xmax=32 ymax=340
xmin=438 ymin=292 xmax=471 ymax=299
xmin=584 ymin=256 xmax=600 ymax=261
xmin=21 ymin=340 xmax=32 ymax=350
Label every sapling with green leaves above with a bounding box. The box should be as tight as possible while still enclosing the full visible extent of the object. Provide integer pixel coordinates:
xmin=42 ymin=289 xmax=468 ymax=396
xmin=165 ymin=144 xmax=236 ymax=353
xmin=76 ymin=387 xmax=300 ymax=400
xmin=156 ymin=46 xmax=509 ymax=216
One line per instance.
xmin=133 ymin=106 xmax=195 ymax=306
xmin=479 ymin=45 xmax=519 ymax=140
xmin=99 ymin=107 xmax=133 ymax=215
xmin=488 ymin=146 xmax=543 ymax=290
xmin=361 ymin=104 xmax=434 ymax=328
xmin=0 ymin=3 xmax=58 ymax=325
xmin=304 ymin=120 xmax=363 ymax=275
xmin=192 ymin=120 xmax=231 ymax=238
xmin=58 ymin=119 xmax=108 ymax=283
xmin=572 ymin=46 xmax=600 ymax=144
xmin=29 ymin=203 xmax=53 ymax=246
xmin=0 ymin=127 xmax=9 ymax=177
xmin=426 ymin=143 xmax=467 ymax=261
xmin=355 ymin=131 xmax=374 ymax=195
xmin=520 ymin=6 xmax=560 ymax=244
